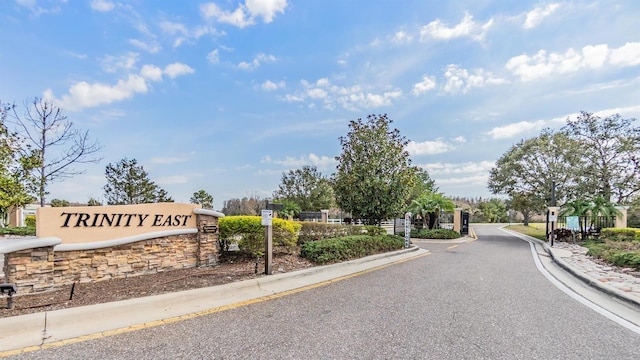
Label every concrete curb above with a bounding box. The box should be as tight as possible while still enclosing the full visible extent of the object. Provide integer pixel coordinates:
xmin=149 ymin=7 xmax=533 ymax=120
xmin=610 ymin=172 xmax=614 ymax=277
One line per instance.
xmin=0 ymin=246 xmax=428 ymax=354
xmin=410 ymin=235 xmax=476 ymax=244
xmin=500 ymin=227 xmax=640 ymax=309
xmin=542 ymin=243 xmax=640 ymax=309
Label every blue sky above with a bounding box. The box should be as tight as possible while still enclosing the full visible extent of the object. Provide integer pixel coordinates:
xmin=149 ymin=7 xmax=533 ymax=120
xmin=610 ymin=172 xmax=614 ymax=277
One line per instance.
xmin=1 ymin=0 xmax=639 ymax=208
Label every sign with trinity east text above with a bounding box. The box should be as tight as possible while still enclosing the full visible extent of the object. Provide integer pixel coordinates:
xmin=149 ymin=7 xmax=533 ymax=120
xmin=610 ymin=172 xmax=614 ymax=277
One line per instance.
xmin=37 ymin=203 xmax=201 ymax=244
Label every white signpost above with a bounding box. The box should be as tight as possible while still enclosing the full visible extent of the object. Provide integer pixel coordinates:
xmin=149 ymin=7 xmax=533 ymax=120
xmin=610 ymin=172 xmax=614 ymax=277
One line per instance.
xmin=262 ymin=210 xmax=273 ymax=275
xmin=404 ymin=212 xmax=411 ymax=248
xmin=548 ymin=206 xmax=559 ymax=246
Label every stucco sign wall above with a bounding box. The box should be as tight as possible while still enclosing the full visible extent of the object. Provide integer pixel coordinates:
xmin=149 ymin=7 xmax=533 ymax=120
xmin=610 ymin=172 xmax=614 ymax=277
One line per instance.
xmin=37 ymin=203 xmax=201 ymax=244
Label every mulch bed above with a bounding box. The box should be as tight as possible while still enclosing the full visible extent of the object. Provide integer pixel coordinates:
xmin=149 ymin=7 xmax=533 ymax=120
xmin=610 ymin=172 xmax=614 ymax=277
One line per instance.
xmin=1 ymin=250 xmax=315 ymax=318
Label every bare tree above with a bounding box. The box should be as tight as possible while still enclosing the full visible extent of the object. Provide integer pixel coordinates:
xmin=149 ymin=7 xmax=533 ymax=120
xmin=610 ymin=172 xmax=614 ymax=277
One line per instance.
xmin=11 ymin=97 xmax=102 ymax=206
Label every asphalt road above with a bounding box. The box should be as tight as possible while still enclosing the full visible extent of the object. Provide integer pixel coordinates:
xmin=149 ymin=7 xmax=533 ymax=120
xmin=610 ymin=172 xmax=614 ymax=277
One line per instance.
xmin=8 ymin=225 xmax=640 ymax=359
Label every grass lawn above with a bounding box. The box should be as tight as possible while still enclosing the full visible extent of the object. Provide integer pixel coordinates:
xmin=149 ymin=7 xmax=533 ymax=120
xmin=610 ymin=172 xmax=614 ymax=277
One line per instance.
xmin=505 ymin=223 xmax=547 ymax=241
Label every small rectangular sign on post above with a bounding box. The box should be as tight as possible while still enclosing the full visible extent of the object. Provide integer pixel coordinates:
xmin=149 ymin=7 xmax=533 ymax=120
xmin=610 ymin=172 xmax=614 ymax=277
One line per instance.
xmin=262 ymin=210 xmax=273 ymax=275
xmin=404 ymin=212 xmax=411 ymax=248
xmin=548 ymin=207 xmax=559 ymax=222
xmin=261 ymin=210 xmax=273 ymax=226
xmin=566 ymin=216 xmax=580 ymax=231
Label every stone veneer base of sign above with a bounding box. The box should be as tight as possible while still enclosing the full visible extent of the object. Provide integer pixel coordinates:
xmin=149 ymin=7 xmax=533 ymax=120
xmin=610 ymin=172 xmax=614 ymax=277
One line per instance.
xmin=2 ymin=212 xmax=221 ymax=294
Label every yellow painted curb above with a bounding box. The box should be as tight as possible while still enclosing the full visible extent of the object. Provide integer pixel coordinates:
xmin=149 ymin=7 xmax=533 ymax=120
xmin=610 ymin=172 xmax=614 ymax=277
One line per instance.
xmin=0 ymin=251 xmax=430 ymax=358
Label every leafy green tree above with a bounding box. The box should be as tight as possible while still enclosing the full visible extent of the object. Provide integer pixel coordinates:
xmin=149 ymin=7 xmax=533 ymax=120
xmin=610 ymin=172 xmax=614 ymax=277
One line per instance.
xmin=0 ymin=101 xmax=38 ymax=222
xmin=407 ymin=168 xmax=438 ymax=204
xmin=407 ymin=192 xmax=455 ymax=229
xmin=49 ymin=198 xmax=70 ymax=207
xmin=10 ymin=98 xmax=102 ymax=206
xmin=479 ymin=198 xmax=507 ymax=223
xmin=627 ymin=196 xmax=640 ymax=228
xmin=562 ymin=112 xmax=640 ymax=203
xmin=103 ymin=158 xmax=173 ymax=205
xmin=221 ymin=195 xmax=264 ymax=216
xmin=507 ymin=191 xmax=545 ymax=226
xmin=275 ymin=199 xmax=301 ymax=219
xmin=273 ymin=165 xmax=334 ymax=210
xmin=87 ymin=197 xmax=102 ymax=206
xmin=333 ymin=114 xmax=417 ymax=225
xmin=562 ymin=197 xmax=621 ymax=237
xmin=190 ymin=189 xmax=214 ymax=209
xmin=488 ymin=129 xmax=582 ymax=206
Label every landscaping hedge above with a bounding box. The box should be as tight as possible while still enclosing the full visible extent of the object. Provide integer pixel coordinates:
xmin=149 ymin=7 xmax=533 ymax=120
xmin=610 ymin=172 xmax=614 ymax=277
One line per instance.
xmin=400 ymin=228 xmax=461 ymax=239
xmin=218 ymin=216 xmax=301 ymax=256
xmin=600 ymin=228 xmax=640 ymax=241
xmin=300 ymin=234 xmax=404 ymax=264
xmin=0 ymin=226 xmax=36 ymax=236
xmin=296 ymin=222 xmax=386 ymax=245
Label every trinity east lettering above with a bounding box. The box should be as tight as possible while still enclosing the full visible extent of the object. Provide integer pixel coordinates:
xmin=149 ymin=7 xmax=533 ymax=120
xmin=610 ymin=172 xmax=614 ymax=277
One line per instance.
xmin=60 ymin=212 xmax=192 ymax=228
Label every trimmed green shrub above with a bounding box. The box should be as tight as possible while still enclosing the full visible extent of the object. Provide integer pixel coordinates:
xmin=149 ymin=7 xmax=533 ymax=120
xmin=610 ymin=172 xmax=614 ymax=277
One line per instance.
xmin=609 ymin=251 xmax=640 ymax=268
xmin=296 ymin=222 xmax=386 ymax=245
xmin=218 ymin=216 xmax=301 ymax=256
xmin=0 ymin=226 xmax=36 ymax=236
xmin=400 ymin=228 xmax=461 ymax=239
xmin=584 ymin=239 xmax=640 ymax=270
xmin=300 ymin=234 xmax=404 ymax=264
xmin=600 ymin=228 xmax=640 ymax=241
xmin=24 ymin=215 xmax=36 ymax=227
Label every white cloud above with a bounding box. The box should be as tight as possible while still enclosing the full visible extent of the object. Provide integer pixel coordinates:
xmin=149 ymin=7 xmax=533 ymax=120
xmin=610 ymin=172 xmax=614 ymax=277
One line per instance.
xmin=129 ymin=39 xmax=161 ymax=54
xmin=207 ymin=49 xmax=220 ymax=64
xmin=158 ymin=21 xmax=224 ymax=48
xmin=90 ymin=0 xmax=114 ymax=12
xmin=422 ymin=161 xmax=495 ymax=175
xmin=150 ymin=156 xmax=188 ymax=164
xmin=261 ymin=80 xmax=285 ymax=91
xmin=412 ymin=76 xmax=436 ymax=95
xmin=238 ymin=53 xmax=276 ymax=70
xmin=486 ymin=119 xmax=549 ymax=139
xmin=307 ymin=88 xmax=328 ymax=99
xmin=245 ymin=0 xmax=288 ymax=23
xmin=200 ymin=0 xmax=287 ymax=28
xmin=159 ymin=20 xmax=188 ymax=35
xmin=407 ymin=139 xmax=456 ymax=156
xmin=64 ymin=51 xmax=87 ymax=59
xmin=505 ymin=42 xmax=640 ymax=81
xmin=140 ymin=64 xmax=163 ymax=82
xmin=44 ymin=61 xmax=195 ymax=111
xmin=284 ymin=78 xmax=402 ymax=111
xmin=100 ymin=52 xmax=139 ymax=73
xmin=443 ymin=64 xmax=507 ymax=94
xmin=261 ymin=153 xmax=336 ymax=169
xmin=390 ymin=31 xmax=413 ymax=45
xmin=16 ymin=0 xmax=64 ymax=15
xmin=316 ymin=78 xmax=330 ymax=87
xmin=163 ymin=62 xmax=195 ymax=78
xmin=523 ymin=3 xmax=560 ymax=29
xmin=609 ymin=42 xmax=640 ymax=67
xmin=338 ymin=90 xmax=402 ymax=110
xmin=434 ymin=174 xmax=489 ymax=186
xmin=46 ymin=74 xmax=149 ymax=111
xmin=420 ymin=12 xmax=493 ymax=42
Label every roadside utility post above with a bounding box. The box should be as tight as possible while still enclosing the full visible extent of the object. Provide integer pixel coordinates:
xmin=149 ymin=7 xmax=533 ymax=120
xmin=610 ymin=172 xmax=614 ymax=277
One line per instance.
xmin=404 ymin=212 xmax=411 ymax=248
xmin=262 ymin=209 xmax=273 ymax=275
xmin=548 ymin=206 xmax=558 ymax=247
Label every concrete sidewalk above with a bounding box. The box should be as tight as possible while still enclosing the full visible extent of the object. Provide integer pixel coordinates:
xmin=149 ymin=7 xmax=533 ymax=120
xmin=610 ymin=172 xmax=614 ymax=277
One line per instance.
xmin=543 ymin=243 xmax=640 ymax=307
xmin=0 ymin=246 xmax=430 ymax=354
xmin=501 ymin=227 xmax=640 ymax=309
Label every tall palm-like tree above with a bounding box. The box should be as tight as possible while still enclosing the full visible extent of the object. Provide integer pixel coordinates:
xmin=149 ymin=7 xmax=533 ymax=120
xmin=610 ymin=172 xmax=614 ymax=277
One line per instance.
xmin=561 ymin=197 xmax=621 ymax=238
xmin=588 ymin=196 xmax=621 ymax=228
xmin=407 ymin=192 xmax=455 ymax=229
